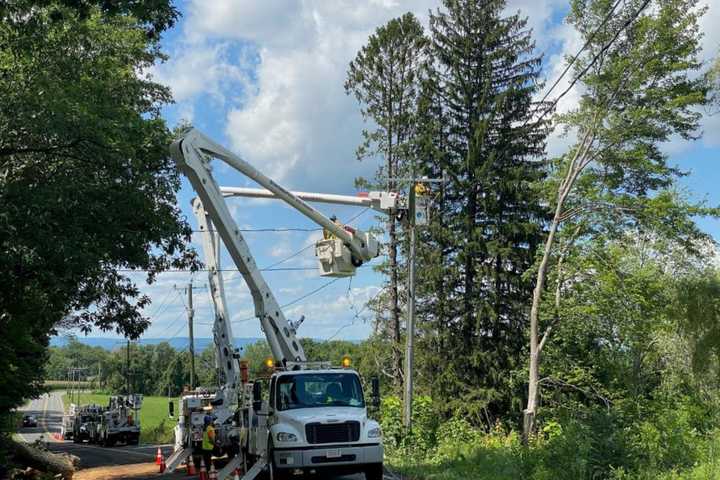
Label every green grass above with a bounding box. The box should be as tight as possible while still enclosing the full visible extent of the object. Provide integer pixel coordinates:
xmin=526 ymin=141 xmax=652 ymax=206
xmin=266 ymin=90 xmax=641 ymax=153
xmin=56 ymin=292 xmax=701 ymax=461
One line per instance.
xmin=62 ymin=392 xmax=177 ymax=444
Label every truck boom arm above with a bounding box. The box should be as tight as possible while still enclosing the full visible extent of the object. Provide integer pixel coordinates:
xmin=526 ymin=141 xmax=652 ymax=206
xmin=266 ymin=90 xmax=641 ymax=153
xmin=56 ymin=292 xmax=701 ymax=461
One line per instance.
xmin=192 ymin=198 xmax=238 ymax=389
xmin=170 ymin=128 xmax=307 ymax=365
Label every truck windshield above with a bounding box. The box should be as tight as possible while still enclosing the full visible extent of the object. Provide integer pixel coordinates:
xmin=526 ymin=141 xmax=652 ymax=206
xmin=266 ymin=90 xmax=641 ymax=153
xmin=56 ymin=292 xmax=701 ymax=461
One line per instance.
xmin=276 ymin=373 xmax=365 ymax=411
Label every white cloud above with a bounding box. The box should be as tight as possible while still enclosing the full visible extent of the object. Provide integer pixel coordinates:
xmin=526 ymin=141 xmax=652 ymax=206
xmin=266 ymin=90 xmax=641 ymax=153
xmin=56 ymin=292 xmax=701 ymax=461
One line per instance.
xmin=166 ymin=0 xmax=567 ymax=190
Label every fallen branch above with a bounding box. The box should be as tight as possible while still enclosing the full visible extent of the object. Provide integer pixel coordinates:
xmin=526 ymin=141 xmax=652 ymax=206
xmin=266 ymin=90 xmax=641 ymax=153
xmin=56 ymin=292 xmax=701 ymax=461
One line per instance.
xmin=10 ymin=439 xmax=79 ymax=479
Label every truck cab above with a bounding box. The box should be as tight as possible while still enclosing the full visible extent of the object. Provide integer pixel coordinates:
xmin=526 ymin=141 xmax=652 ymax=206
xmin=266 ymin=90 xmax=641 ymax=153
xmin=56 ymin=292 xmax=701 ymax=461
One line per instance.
xmin=257 ymin=368 xmax=383 ymax=480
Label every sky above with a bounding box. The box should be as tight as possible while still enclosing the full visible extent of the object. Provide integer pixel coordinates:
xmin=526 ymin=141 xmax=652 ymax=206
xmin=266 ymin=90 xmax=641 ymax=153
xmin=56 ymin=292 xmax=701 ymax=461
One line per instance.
xmin=63 ymin=0 xmax=720 ymax=343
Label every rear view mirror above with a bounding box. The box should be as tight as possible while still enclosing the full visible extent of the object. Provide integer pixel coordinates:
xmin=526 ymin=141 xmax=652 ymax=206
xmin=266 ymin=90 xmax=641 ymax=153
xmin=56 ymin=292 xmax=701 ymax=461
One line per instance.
xmin=371 ymin=376 xmax=380 ymax=409
xmin=168 ymin=401 xmax=174 ymax=418
xmin=252 ymin=382 xmax=262 ymax=412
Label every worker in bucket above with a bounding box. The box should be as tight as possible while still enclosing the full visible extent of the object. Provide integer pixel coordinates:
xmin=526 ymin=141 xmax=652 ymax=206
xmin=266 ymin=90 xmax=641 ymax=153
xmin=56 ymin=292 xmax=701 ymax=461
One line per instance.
xmin=201 ymin=414 xmax=216 ymax=470
xmin=324 ymin=215 xmax=342 ymax=240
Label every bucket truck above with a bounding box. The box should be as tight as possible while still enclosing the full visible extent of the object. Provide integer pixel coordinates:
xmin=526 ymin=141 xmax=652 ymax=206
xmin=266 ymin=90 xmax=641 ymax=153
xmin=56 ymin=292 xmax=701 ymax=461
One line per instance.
xmin=165 ymin=128 xmax=390 ymax=480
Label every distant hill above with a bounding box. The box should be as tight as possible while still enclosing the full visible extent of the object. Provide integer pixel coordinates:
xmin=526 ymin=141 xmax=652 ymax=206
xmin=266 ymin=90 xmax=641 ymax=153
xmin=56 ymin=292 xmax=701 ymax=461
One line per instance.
xmin=50 ymin=336 xmax=263 ymax=352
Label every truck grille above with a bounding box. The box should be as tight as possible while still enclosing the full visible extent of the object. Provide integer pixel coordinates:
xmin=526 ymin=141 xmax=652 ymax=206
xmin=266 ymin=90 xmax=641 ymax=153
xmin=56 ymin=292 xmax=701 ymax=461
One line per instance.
xmin=305 ymin=422 xmax=360 ymax=444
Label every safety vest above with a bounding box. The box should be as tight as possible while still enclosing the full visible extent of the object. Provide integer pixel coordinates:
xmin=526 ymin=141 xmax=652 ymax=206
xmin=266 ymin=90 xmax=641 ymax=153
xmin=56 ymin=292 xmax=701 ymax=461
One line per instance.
xmin=202 ymin=425 xmax=215 ymax=451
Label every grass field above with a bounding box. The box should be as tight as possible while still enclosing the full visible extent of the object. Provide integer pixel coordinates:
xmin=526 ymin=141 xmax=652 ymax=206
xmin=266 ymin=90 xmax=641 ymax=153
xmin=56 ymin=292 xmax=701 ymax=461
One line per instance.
xmin=62 ymin=392 xmax=177 ymax=444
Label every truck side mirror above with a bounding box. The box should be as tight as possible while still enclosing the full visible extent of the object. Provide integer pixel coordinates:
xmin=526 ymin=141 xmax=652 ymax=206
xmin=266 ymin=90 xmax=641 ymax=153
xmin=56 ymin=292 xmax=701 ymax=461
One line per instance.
xmin=168 ymin=401 xmax=174 ymax=418
xmin=371 ymin=376 xmax=380 ymax=409
xmin=252 ymin=382 xmax=262 ymax=412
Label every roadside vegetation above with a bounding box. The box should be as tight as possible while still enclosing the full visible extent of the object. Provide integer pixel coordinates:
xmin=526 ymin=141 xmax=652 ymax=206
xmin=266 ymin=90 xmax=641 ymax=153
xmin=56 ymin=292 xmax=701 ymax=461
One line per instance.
xmin=3 ymin=0 xmax=720 ymax=478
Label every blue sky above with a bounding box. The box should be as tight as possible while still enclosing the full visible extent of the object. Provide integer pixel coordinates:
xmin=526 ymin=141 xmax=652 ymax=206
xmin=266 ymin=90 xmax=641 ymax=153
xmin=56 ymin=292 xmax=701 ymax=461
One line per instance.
xmin=64 ymin=0 xmax=720 ymax=342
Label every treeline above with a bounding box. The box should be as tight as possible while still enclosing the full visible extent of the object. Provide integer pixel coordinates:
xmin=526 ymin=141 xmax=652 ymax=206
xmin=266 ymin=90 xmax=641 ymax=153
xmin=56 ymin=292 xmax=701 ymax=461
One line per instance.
xmin=47 ymin=338 xmax=368 ymax=397
xmin=345 ymin=0 xmax=720 ymax=478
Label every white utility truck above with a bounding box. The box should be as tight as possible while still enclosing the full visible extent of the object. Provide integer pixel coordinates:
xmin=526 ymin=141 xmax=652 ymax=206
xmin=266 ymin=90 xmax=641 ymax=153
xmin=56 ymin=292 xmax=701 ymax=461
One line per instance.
xmin=97 ymin=394 xmax=142 ymax=446
xmin=164 ymin=128 xmax=397 ymax=480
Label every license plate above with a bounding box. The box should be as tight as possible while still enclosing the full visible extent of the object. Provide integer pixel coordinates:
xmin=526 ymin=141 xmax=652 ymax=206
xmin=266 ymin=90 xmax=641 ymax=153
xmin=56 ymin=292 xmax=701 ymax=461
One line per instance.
xmin=326 ymin=449 xmax=341 ymax=458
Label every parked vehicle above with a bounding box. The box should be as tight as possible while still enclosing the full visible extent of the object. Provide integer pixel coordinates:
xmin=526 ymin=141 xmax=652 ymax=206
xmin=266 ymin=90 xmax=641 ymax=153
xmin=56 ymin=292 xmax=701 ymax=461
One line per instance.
xmin=22 ymin=415 xmax=37 ymax=427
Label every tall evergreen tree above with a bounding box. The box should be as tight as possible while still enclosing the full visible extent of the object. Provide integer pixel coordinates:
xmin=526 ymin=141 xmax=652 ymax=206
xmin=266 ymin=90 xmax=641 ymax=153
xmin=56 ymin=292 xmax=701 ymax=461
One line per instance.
xmin=416 ymin=0 xmax=548 ymax=423
xmin=345 ymin=13 xmax=428 ymax=389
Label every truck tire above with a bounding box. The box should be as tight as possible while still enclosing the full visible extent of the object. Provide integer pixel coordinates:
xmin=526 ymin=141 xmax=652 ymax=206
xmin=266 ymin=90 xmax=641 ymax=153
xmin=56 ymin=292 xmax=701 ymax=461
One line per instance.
xmin=364 ymin=463 xmax=384 ymax=480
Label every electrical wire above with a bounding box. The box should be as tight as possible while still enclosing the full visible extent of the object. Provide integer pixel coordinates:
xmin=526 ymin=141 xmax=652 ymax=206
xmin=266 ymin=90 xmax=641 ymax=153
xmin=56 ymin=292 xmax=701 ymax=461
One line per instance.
xmin=327 ymin=285 xmax=387 ymax=341
xmin=531 ymin=0 xmax=625 ymax=117
xmin=525 ymin=0 xmax=652 ymax=131
xmin=146 ymin=289 xmax=175 ymax=318
xmin=230 ymin=277 xmax=343 ymax=324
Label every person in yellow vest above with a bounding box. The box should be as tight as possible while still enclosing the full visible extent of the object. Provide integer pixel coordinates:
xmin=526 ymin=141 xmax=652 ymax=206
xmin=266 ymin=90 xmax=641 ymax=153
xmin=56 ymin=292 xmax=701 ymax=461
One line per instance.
xmin=414 ymin=182 xmax=428 ymax=196
xmin=323 ymin=215 xmax=342 ymax=240
xmin=202 ymin=415 xmax=216 ymax=470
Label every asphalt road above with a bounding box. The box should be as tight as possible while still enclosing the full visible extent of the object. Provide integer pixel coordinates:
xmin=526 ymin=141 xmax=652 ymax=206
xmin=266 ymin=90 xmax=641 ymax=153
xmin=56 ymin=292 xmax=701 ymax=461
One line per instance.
xmin=15 ymin=392 xmax=375 ymax=479
xmin=16 ymin=391 xmax=166 ymax=468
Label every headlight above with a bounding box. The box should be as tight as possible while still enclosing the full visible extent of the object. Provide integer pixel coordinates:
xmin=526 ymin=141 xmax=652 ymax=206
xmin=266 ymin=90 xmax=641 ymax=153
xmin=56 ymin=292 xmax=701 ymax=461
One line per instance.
xmin=276 ymin=432 xmax=298 ymax=442
xmin=368 ymin=427 xmax=382 ymax=438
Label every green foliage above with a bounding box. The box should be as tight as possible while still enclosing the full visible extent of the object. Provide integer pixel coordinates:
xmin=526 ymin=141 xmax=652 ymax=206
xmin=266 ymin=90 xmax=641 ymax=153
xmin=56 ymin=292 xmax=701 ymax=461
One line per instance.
xmin=345 ymin=12 xmax=429 ymax=387
xmin=674 ymin=271 xmax=720 ymax=376
xmin=380 ymin=395 xmax=438 ymax=456
xmin=414 ymin=0 xmax=549 ymax=423
xmin=387 ymin=401 xmax=720 ymax=480
xmin=0 ymin=0 xmax=195 ymax=417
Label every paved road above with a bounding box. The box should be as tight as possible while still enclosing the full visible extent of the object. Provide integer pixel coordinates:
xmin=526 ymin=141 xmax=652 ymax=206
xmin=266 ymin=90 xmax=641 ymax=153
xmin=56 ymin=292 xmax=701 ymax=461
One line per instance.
xmin=16 ymin=392 xmax=376 ymax=479
xmin=16 ymin=391 xmax=164 ymax=468
xmin=16 ymin=391 xmax=64 ymax=443
xmin=16 ymin=391 xmax=168 ymax=468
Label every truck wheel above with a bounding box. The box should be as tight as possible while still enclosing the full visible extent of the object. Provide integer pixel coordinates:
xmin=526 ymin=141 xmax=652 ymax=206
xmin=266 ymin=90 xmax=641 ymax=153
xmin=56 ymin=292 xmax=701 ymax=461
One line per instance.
xmin=364 ymin=463 xmax=384 ymax=480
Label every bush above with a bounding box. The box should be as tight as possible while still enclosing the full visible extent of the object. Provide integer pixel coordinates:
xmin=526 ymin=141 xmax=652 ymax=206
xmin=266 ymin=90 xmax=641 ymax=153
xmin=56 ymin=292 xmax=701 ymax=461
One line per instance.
xmin=380 ymin=395 xmax=438 ymax=458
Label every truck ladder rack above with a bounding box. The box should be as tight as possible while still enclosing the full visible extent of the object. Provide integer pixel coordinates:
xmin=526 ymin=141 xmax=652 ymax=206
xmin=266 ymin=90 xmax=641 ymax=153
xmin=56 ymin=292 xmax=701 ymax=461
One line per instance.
xmin=217 ymin=454 xmax=246 ymax=480
xmin=239 ymin=458 xmax=267 ymax=480
xmin=164 ymin=447 xmax=190 ymax=474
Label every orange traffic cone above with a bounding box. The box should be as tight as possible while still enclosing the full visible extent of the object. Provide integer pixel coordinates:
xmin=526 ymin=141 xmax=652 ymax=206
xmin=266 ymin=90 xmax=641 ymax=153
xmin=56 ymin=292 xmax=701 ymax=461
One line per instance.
xmin=199 ymin=458 xmax=208 ymax=480
xmin=233 ymin=467 xmax=242 ymax=480
xmin=187 ymin=455 xmax=197 ymax=475
xmin=159 ymin=453 xmax=166 ymax=473
xmin=155 ymin=447 xmax=163 ymax=465
xmin=209 ymin=463 xmax=218 ymax=480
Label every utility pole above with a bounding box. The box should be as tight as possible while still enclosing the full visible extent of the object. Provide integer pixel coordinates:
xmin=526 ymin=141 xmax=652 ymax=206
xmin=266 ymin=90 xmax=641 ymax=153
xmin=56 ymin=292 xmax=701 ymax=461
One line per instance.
xmin=387 ymin=172 xmax=441 ymax=432
xmin=175 ymin=281 xmax=206 ymax=390
xmin=188 ymin=281 xmax=195 ymax=389
xmin=126 ymin=340 xmax=131 ymax=395
xmin=403 ymin=180 xmax=417 ymax=430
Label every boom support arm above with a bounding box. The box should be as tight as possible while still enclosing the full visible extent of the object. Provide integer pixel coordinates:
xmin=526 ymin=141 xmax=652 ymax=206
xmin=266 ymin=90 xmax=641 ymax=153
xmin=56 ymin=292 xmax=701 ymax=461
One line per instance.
xmin=192 ymin=198 xmax=238 ymax=389
xmin=170 ymin=128 xmax=306 ymax=365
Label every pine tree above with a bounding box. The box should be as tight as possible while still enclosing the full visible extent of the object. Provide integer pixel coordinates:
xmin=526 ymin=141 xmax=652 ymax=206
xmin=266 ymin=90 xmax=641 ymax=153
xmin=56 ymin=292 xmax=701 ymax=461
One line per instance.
xmin=345 ymin=13 xmax=428 ymax=389
xmin=417 ymin=0 xmax=548 ymax=423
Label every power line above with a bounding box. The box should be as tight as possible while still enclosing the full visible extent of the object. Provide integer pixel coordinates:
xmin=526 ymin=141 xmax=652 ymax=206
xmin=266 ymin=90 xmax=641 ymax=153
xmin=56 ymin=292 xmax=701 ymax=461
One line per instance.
xmin=262 ymin=244 xmax=315 ymax=270
xmin=327 ymin=285 xmax=386 ymax=341
xmin=230 ymin=277 xmax=343 ymax=324
xmin=146 ymin=288 xmax=181 ymax=322
xmin=532 ymin=0 xmax=624 ymax=116
xmin=526 ymin=0 xmax=652 ymax=130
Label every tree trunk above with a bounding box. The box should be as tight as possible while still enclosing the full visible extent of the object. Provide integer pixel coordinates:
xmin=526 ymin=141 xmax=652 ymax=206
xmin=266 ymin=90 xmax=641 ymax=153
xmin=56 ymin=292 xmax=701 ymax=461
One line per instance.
xmin=388 ymin=220 xmax=403 ymax=388
xmin=11 ymin=439 xmax=79 ymax=479
xmin=523 ymin=130 xmax=593 ymax=442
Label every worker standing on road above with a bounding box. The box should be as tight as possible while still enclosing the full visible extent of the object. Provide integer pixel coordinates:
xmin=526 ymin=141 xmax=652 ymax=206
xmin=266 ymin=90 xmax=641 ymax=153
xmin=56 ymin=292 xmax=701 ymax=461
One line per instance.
xmin=202 ymin=415 xmax=216 ymax=470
